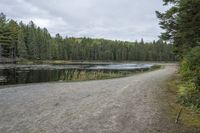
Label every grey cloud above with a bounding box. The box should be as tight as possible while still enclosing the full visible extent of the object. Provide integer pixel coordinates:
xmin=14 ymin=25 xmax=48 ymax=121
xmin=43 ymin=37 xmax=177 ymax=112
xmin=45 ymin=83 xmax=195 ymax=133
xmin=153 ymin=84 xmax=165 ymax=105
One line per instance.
xmin=0 ymin=0 xmax=168 ymax=41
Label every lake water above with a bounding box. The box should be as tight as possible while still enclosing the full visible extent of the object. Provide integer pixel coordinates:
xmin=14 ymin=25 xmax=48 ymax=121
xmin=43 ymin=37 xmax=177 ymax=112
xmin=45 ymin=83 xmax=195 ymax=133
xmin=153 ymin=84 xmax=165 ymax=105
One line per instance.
xmin=0 ymin=63 xmax=153 ymax=85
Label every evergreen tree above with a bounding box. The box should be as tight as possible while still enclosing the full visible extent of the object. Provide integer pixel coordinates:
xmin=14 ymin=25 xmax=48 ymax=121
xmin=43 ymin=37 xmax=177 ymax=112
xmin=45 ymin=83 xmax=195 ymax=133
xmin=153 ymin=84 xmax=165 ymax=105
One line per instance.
xmin=156 ymin=0 xmax=200 ymax=57
xmin=0 ymin=13 xmax=12 ymax=58
xmin=0 ymin=12 xmax=176 ymax=62
xmin=17 ymin=28 xmax=27 ymax=58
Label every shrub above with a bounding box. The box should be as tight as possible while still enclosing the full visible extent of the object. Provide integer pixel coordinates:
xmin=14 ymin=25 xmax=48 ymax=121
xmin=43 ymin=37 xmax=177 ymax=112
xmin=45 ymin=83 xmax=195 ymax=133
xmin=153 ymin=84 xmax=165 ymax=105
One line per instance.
xmin=180 ymin=58 xmax=191 ymax=78
xmin=180 ymin=47 xmax=200 ymax=87
xmin=179 ymin=47 xmax=200 ymax=109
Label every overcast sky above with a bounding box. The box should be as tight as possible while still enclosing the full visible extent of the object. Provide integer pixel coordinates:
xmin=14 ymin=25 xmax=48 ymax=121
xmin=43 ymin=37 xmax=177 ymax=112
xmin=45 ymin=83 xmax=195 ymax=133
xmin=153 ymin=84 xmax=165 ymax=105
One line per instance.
xmin=0 ymin=0 xmax=168 ymax=41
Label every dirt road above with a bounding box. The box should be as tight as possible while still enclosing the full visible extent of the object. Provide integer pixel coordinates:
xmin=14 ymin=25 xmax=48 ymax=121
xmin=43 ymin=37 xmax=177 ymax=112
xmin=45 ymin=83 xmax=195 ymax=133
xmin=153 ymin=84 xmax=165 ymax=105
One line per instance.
xmin=0 ymin=64 xmax=196 ymax=133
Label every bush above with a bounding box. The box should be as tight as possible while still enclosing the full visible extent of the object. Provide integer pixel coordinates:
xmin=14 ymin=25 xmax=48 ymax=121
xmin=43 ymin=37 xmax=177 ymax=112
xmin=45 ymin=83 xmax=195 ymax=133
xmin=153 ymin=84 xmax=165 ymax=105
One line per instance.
xmin=180 ymin=58 xmax=191 ymax=78
xmin=180 ymin=47 xmax=200 ymax=87
xmin=179 ymin=47 xmax=200 ymax=109
xmin=178 ymin=81 xmax=200 ymax=108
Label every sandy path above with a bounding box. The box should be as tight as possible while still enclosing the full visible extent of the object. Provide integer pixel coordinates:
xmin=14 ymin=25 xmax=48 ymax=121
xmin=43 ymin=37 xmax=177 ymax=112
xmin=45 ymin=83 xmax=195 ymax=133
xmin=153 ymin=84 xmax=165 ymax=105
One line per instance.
xmin=0 ymin=64 xmax=191 ymax=133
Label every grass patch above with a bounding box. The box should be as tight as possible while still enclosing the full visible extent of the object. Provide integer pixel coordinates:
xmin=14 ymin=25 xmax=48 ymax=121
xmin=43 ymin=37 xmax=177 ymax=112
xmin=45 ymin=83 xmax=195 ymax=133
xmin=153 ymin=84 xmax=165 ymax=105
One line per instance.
xmin=167 ymin=73 xmax=200 ymax=127
xmin=60 ymin=65 xmax=161 ymax=82
xmin=57 ymin=65 xmax=161 ymax=82
xmin=61 ymin=71 xmax=130 ymax=81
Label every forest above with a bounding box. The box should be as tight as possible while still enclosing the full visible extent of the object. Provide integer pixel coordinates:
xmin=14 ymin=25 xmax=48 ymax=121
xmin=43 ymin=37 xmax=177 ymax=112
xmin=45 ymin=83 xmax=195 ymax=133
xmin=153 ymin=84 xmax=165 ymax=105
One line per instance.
xmin=0 ymin=13 xmax=176 ymax=62
xmin=157 ymin=0 xmax=200 ymax=109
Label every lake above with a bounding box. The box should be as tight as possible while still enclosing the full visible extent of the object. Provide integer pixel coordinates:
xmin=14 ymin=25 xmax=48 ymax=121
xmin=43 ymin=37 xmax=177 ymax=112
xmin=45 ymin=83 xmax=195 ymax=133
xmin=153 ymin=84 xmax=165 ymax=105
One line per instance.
xmin=0 ymin=63 xmax=154 ymax=85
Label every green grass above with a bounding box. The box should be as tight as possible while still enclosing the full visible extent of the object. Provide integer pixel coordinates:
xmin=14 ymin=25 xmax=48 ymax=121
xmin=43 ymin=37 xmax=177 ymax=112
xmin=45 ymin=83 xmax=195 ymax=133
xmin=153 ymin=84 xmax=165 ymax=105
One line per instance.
xmin=167 ymin=74 xmax=200 ymax=127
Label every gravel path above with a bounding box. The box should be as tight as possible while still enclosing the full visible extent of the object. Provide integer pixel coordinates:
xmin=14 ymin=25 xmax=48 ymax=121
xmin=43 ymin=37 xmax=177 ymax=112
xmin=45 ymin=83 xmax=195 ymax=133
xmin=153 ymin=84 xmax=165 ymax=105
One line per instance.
xmin=0 ymin=64 xmax=195 ymax=133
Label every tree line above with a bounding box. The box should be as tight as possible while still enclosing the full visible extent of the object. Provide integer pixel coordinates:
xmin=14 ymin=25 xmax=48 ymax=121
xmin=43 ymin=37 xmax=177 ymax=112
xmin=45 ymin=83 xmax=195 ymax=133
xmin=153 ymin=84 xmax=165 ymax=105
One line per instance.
xmin=157 ymin=0 xmax=200 ymax=108
xmin=0 ymin=13 xmax=176 ymax=62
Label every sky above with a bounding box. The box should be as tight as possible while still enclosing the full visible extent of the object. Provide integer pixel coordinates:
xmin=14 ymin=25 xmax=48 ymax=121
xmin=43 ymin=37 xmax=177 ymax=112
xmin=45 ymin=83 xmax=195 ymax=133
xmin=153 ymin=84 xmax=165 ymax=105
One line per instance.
xmin=0 ymin=0 xmax=168 ymax=41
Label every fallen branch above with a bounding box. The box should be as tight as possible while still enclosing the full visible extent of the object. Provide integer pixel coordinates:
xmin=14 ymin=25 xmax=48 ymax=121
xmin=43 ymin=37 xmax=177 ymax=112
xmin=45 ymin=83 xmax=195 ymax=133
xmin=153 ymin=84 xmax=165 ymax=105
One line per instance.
xmin=175 ymin=108 xmax=183 ymax=124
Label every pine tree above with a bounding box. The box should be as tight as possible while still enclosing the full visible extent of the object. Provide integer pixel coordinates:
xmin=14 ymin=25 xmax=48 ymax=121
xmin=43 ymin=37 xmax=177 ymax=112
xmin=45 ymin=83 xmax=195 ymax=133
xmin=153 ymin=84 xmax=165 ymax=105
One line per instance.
xmin=156 ymin=0 xmax=200 ymax=57
xmin=17 ymin=28 xmax=27 ymax=58
xmin=0 ymin=13 xmax=12 ymax=58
